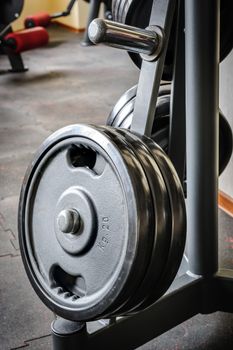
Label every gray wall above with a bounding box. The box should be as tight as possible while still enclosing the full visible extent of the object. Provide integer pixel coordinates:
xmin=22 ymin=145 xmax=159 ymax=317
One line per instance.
xmin=219 ymin=51 xmax=233 ymax=197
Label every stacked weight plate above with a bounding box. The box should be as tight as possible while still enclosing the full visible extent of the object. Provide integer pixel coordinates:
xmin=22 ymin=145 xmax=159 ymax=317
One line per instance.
xmin=19 ymin=124 xmax=186 ymax=321
xmin=107 ymin=84 xmax=233 ymax=176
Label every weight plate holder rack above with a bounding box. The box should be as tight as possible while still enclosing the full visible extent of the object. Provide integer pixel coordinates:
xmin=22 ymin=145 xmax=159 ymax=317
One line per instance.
xmin=106 ymin=83 xmax=232 ymax=177
xmin=111 ymin=0 xmax=233 ymax=81
xmin=18 ymin=1 xmax=233 ymax=350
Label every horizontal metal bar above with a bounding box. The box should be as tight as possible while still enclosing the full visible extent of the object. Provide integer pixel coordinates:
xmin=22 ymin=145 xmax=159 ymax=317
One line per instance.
xmin=52 ymin=274 xmax=202 ymax=350
xmin=88 ymin=19 xmax=162 ymax=58
xmin=52 ymin=271 xmax=233 ymax=349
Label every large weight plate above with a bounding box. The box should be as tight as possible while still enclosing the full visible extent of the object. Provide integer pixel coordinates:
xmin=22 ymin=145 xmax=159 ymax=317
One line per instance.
xmin=0 ymin=0 xmax=24 ymax=25
xmin=18 ymin=124 xmax=154 ymax=321
xmin=112 ymin=0 xmax=233 ymax=80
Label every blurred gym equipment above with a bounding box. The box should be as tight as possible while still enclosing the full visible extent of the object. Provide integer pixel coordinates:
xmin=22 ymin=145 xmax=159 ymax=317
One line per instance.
xmin=24 ymin=0 xmax=77 ymax=29
xmin=0 ymin=0 xmax=49 ymax=73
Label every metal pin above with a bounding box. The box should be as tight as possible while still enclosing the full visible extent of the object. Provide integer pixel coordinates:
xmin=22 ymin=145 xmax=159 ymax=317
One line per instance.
xmin=88 ymin=19 xmax=164 ymax=61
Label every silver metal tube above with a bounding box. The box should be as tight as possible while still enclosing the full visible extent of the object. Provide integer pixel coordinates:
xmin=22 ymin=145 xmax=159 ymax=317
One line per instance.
xmin=185 ymin=0 xmax=219 ymax=276
xmin=88 ymin=19 xmax=162 ymax=58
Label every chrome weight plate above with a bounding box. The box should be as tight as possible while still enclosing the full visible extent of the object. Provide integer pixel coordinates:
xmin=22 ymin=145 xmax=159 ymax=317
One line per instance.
xmin=103 ymin=127 xmax=172 ymax=314
xmin=18 ymin=124 xmax=153 ymax=321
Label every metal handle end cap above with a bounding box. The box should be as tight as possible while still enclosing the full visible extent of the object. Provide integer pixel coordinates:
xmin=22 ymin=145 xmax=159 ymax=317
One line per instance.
xmin=88 ymin=19 xmax=106 ymax=44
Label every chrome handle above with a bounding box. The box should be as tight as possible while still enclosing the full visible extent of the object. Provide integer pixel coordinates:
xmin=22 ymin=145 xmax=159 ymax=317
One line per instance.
xmin=88 ymin=19 xmax=163 ymax=61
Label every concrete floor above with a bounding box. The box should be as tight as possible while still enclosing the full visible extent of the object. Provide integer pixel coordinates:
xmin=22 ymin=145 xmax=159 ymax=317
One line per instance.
xmin=0 ymin=25 xmax=233 ymax=350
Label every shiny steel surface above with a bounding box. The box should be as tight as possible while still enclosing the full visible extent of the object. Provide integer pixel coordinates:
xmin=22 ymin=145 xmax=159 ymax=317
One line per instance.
xmin=88 ymin=19 xmax=162 ymax=59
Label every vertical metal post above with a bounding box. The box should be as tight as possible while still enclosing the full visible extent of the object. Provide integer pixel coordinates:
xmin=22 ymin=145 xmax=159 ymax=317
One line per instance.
xmin=185 ymin=0 xmax=219 ymax=275
xmin=81 ymin=0 xmax=102 ymax=46
xmin=7 ymin=51 xmax=28 ymax=72
xmin=169 ymin=0 xmax=186 ymax=183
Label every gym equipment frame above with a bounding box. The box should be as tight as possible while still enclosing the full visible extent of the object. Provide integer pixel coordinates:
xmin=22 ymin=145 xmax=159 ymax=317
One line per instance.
xmin=82 ymin=0 xmax=112 ymax=46
xmin=0 ymin=23 xmax=28 ymax=72
xmin=0 ymin=1 xmax=28 ymax=73
xmin=51 ymin=0 xmax=233 ymax=348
